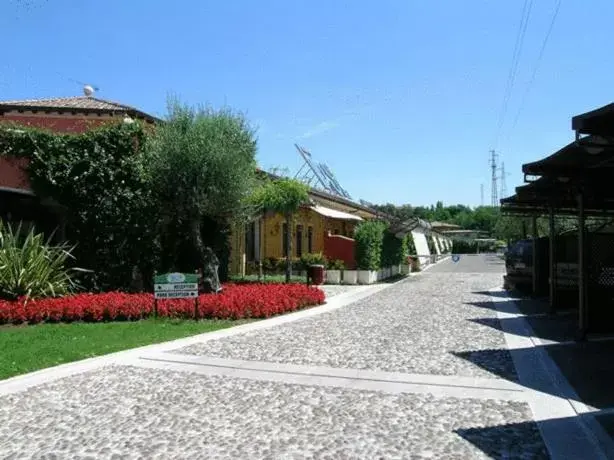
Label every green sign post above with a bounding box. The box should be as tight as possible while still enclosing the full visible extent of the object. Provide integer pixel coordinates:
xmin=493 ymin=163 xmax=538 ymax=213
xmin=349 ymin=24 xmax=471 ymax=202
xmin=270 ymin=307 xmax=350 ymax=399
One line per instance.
xmin=153 ymin=272 xmax=200 ymax=318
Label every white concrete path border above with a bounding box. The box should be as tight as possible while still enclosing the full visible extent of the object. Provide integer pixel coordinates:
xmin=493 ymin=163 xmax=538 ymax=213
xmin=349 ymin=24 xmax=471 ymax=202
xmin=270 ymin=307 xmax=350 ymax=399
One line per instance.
xmin=128 ymin=351 xmax=529 ymax=403
xmin=490 ymin=288 xmax=614 ymax=460
xmin=0 ymin=281 xmax=395 ymax=396
xmin=409 ymin=255 xmax=451 ymax=275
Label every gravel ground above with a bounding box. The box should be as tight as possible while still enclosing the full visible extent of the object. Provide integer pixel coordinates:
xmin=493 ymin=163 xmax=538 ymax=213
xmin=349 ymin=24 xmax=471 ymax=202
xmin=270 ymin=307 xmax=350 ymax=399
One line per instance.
xmin=0 ymin=365 xmax=548 ymax=460
xmin=179 ymin=269 xmax=516 ymax=380
xmin=429 ymin=253 xmax=506 ymax=274
xmin=319 ymin=284 xmax=363 ymax=298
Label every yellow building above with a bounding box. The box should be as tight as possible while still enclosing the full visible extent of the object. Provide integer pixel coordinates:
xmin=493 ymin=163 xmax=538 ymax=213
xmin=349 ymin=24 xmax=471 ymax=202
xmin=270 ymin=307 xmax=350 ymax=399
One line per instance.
xmin=229 ymin=187 xmax=383 ymax=276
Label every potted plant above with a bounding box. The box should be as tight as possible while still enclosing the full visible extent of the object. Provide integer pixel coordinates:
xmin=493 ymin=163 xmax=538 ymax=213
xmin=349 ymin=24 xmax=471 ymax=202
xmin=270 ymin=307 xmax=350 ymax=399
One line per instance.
xmin=343 ymin=268 xmax=358 ymax=284
xmin=326 ymin=259 xmax=345 ymax=284
xmin=409 ymin=256 xmax=421 ymax=272
xmin=358 ymin=268 xmax=377 ymax=284
xmin=354 ymin=220 xmax=386 ymax=285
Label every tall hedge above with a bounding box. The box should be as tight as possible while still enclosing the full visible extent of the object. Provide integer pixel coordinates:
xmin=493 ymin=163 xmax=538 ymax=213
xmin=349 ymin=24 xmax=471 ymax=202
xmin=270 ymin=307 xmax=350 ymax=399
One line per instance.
xmin=0 ymin=122 xmax=159 ymax=291
xmin=382 ymin=230 xmax=407 ymax=266
xmin=354 ymin=220 xmax=386 ymax=270
xmin=405 ymin=233 xmax=416 ymax=255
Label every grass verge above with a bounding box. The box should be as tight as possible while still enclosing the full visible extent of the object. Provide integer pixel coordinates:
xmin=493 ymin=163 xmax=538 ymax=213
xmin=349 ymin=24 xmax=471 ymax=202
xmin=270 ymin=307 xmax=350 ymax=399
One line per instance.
xmin=0 ymin=318 xmax=243 ymax=380
xmin=230 ymin=274 xmax=305 ymax=284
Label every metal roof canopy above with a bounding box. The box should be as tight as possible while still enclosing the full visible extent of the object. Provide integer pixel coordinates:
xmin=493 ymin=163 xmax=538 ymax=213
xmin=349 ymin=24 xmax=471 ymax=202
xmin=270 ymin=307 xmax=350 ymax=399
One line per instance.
xmin=389 ymin=217 xmax=433 ymax=237
xmin=500 ymin=194 xmax=614 ymax=217
xmin=522 ymin=137 xmax=614 ymax=177
xmin=572 ymin=102 xmax=614 ymax=137
xmin=520 ymin=169 xmax=614 ymax=199
xmin=310 ymin=205 xmax=363 ymax=221
xmin=505 ymin=100 xmax=614 ymax=339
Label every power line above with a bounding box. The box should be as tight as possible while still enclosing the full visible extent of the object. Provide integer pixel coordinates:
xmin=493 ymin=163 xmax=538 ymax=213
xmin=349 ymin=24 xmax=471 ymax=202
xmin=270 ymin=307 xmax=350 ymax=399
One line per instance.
xmin=508 ymin=0 xmax=562 ymax=134
xmin=492 ymin=0 xmax=534 ymax=150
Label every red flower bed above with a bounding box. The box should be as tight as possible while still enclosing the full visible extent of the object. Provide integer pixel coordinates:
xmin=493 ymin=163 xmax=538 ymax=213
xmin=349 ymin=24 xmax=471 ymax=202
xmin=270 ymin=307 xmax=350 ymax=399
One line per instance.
xmin=0 ymin=283 xmax=325 ymax=325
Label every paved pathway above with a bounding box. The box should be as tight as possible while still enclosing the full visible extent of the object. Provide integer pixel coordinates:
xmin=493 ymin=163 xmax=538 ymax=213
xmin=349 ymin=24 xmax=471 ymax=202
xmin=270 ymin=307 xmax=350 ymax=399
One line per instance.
xmin=0 ymin=256 xmax=608 ymax=458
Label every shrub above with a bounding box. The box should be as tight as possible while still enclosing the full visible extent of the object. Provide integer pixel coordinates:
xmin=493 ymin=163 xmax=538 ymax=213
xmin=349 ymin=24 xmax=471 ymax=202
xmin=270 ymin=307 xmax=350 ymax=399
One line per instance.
xmin=452 ymin=239 xmax=478 ymax=254
xmin=354 ymin=220 xmax=386 ymax=270
xmin=261 ymin=257 xmax=279 ymax=273
xmin=300 ymin=252 xmax=327 ymax=270
xmin=409 ymin=256 xmax=421 ymax=272
xmin=327 ymin=259 xmax=345 ymax=270
xmin=0 ymin=222 xmax=82 ymax=300
xmin=0 ymin=283 xmax=325 ymax=324
xmin=405 ymin=233 xmax=416 ymax=255
xmin=382 ymin=230 xmax=407 ymax=267
xmin=277 ymin=257 xmax=302 ymax=273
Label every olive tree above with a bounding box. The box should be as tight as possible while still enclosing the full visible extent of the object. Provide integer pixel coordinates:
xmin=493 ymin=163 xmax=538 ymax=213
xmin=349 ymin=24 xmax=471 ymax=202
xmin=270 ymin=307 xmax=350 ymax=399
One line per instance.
xmin=145 ymin=99 xmax=258 ymax=272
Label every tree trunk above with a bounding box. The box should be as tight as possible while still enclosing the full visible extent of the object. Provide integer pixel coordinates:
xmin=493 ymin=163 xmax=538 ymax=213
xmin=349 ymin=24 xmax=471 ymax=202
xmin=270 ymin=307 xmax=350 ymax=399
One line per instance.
xmin=191 ymin=218 xmax=205 ymax=271
xmin=258 ymin=215 xmax=264 ymax=281
xmin=285 ymin=212 xmax=292 ymax=283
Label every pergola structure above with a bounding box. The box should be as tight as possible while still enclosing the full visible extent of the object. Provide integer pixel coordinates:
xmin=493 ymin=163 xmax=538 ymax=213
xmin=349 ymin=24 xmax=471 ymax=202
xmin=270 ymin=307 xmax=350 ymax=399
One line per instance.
xmin=501 ymin=102 xmax=614 ymax=339
xmin=389 ymin=217 xmax=452 ymax=265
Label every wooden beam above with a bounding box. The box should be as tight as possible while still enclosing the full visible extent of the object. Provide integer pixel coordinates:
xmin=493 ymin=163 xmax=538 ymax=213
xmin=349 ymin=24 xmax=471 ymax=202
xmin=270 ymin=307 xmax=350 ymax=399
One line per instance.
xmin=578 ymin=191 xmax=587 ymax=340
xmin=549 ymin=207 xmax=556 ymax=313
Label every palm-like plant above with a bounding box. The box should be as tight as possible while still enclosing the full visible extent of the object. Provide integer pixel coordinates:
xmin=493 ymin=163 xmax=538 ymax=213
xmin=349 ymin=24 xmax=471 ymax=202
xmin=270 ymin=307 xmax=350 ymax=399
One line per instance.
xmin=0 ymin=221 xmax=80 ymax=300
xmin=249 ymin=178 xmax=310 ymax=282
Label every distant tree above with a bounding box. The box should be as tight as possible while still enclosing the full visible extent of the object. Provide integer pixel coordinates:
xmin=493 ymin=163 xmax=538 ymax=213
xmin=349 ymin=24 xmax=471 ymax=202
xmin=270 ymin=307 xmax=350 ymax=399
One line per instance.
xmin=249 ymin=178 xmax=310 ymax=282
xmin=371 ymin=203 xmax=414 ymax=221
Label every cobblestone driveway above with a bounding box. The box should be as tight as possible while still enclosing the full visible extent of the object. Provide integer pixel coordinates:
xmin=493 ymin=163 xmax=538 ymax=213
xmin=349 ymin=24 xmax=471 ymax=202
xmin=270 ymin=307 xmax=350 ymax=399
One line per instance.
xmin=0 ymin=256 xmax=557 ymax=459
xmin=181 ymin=273 xmax=516 ymax=379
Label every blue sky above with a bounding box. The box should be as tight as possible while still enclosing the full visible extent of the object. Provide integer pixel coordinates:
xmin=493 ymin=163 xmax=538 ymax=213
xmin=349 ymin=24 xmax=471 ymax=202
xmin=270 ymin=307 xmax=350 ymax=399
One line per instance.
xmin=2 ymin=0 xmax=614 ymax=207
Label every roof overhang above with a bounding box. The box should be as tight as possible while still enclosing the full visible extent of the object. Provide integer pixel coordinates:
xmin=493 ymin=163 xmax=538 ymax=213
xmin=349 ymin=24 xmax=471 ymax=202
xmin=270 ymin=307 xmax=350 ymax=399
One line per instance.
xmin=522 ymin=138 xmax=614 ymax=177
xmin=310 ymin=205 xmax=363 ymax=221
xmin=389 ymin=217 xmax=432 ymax=237
xmin=500 ymin=193 xmax=614 ymax=216
xmin=572 ymin=102 xmax=614 ymax=137
xmin=0 ymin=100 xmax=162 ymax=124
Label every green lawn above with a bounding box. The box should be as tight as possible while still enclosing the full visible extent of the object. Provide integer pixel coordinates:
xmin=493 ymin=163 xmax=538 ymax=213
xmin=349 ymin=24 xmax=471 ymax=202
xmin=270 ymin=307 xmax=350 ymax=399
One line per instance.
xmin=0 ymin=318 xmax=242 ymax=380
xmin=230 ymin=274 xmax=306 ymax=283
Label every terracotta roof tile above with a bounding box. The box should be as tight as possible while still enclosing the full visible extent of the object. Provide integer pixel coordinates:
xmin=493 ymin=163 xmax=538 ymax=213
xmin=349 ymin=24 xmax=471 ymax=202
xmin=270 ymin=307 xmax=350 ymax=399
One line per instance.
xmin=0 ymin=96 xmax=159 ymax=121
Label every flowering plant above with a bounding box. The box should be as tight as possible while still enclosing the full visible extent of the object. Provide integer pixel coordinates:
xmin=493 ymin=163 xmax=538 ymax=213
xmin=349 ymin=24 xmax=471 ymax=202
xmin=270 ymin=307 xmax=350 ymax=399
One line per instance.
xmin=0 ymin=283 xmax=325 ymax=324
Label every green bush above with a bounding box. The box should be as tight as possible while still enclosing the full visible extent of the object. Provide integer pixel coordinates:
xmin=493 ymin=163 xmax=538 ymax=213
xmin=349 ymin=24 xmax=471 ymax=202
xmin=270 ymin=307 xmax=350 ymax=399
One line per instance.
xmin=0 ymin=222 xmax=81 ymax=300
xmin=405 ymin=233 xmax=416 ymax=256
xmin=278 ymin=257 xmax=302 ymax=272
xmin=300 ymin=252 xmax=327 ymax=270
xmin=452 ymin=239 xmax=478 ymax=254
xmin=410 ymin=256 xmax=421 ymax=272
xmin=327 ymin=259 xmax=346 ymax=270
xmin=261 ymin=257 xmax=279 ymax=273
xmin=382 ymin=230 xmax=407 ymax=266
xmin=354 ymin=220 xmax=386 ymax=270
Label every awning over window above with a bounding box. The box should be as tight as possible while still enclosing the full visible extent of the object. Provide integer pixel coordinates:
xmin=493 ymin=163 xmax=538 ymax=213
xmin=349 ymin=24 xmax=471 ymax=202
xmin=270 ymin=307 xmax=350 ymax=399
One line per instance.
xmin=310 ymin=205 xmax=363 ymax=221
